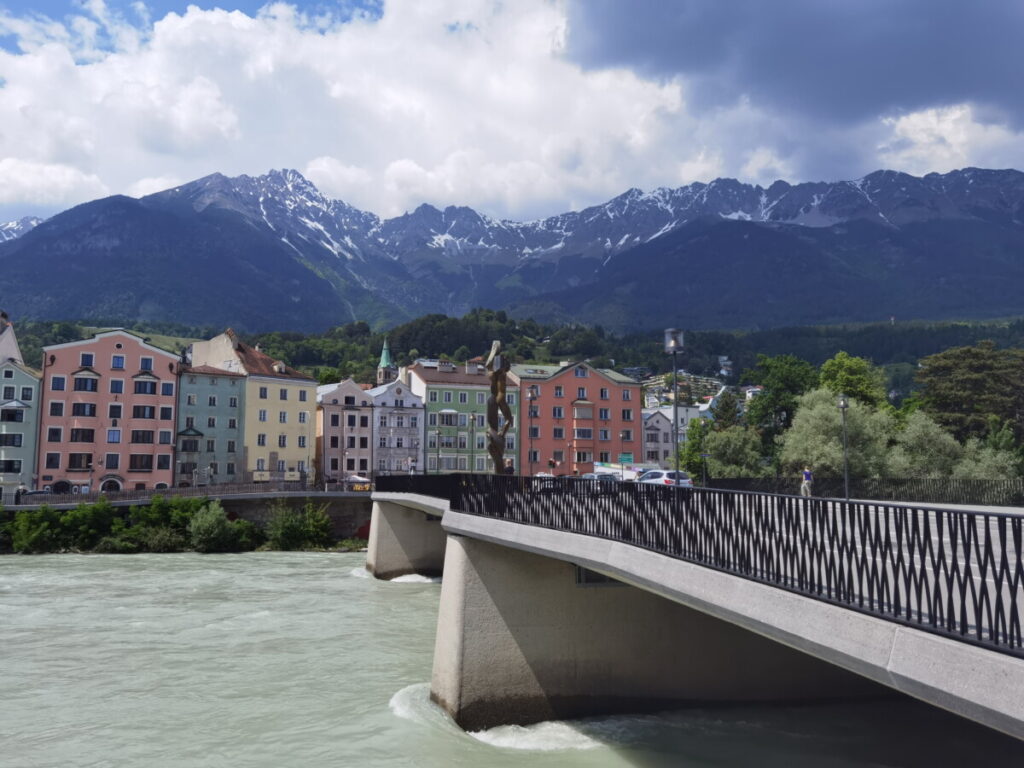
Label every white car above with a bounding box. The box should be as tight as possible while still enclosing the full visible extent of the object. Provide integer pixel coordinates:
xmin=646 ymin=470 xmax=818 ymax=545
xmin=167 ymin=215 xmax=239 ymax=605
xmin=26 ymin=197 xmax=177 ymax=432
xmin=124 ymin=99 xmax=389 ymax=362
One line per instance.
xmin=635 ymin=470 xmax=693 ymax=487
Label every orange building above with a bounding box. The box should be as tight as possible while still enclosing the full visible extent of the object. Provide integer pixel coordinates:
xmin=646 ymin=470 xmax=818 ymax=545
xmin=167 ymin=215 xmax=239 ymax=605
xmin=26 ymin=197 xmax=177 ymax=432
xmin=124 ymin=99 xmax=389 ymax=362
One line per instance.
xmin=511 ymin=362 xmax=641 ymax=476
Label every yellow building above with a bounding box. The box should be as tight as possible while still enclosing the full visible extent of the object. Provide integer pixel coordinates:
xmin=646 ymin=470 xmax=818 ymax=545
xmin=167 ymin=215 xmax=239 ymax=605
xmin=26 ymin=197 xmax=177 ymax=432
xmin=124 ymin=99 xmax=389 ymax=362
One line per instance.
xmin=190 ymin=330 xmax=317 ymax=482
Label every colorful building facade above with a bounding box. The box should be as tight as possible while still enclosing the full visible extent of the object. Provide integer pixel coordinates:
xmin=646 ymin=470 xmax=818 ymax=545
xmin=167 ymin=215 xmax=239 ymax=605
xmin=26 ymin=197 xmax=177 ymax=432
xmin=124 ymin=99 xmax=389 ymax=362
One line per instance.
xmin=176 ymin=365 xmax=246 ymax=485
xmin=0 ymin=314 xmax=40 ymax=501
xmin=316 ymin=378 xmax=373 ymax=482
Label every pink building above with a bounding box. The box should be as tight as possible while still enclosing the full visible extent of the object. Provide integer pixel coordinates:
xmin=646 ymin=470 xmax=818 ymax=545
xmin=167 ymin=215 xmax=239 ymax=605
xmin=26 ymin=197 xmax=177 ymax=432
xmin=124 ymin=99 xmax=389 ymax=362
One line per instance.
xmin=37 ymin=330 xmax=180 ymax=493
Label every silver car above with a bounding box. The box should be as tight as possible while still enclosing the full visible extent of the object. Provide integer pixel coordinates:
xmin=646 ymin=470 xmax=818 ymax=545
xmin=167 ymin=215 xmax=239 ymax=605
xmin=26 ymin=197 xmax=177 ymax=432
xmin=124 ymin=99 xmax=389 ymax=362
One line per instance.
xmin=635 ymin=470 xmax=693 ymax=487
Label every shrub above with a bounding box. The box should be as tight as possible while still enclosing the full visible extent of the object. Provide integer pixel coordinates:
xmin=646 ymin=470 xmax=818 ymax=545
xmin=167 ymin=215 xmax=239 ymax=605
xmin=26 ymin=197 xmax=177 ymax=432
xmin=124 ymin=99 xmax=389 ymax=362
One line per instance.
xmin=337 ymin=537 xmax=368 ymax=552
xmin=232 ymin=519 xmax=264 ymax=551
xmin=265 ymin=502 xmax=307 ymax=550
xmin=93 ymin=535 xmax=140 ymax=554
xmin=11 ymin=507 xmax=63 ymax=553
xmin=303 ymin=501 xmax=334 ymax=548
xmin=59 ymin=498 xmax=119 ymax=550
xmin=189 ymin=501 xmax=242 ymax=553
xmin=135 ymin=525 xmax=189 ymax=553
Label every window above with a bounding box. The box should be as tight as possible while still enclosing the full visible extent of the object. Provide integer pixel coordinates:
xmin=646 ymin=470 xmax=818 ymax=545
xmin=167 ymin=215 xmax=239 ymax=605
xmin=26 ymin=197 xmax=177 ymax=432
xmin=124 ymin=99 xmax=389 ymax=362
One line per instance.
xmin=70 ymin=428 xmax=95 ymax=442
xmin=577 ymin=387 xmax=587 ymax=399
xmin=74 ymin=377 xmax=99 ymax=392
xmin=256 ymin=458 xmax=266 ymax=471
xmin=575 ymin=451 xmax=592 ymax=463
xmin=206 ymin=439 xmax=215 ymax=452
xmin=553 ymin=427 xmax=565 ymax=439
xmin=259 ymin=387 xmax=268 ymax=399
xmin=181 ymin=439 xmax=199 ymax=452
xmin=226 ymin=463 xmax=235 ymax=475
xmin=227 ymin=440 xmax=236 ymax=453
xmin=160 ymin=407 xmax=173 ymax=420
xmin=575 ymin=428 xmax=593 ymax=439
xmin=68 ymin=453 xmax=93 ymax=470
xmin=1 ymin=370 xmax=8 ymax=378
xmin=110 ymin=380 xmax=124 ymax=394
xmin=20 ymin=386 xmax=32 ymax=401
xmin=552 ymin=406 xmax=564 ymax=419
xmin=186 ymin=394 xmax=197 ymax=405
xmin=359 ymin=437 xmax=368 ymax=449
xmin=600 ymin=388 xmax=609 ymax=400
xmin=49 ymin=402 xmax=64 ymax=417
xmin=279 ymin=388 xmax=288 ymax=401
xmin=47 ymin=427 xmax=62 ymax=442
xmin=360 ymin=416 xmax=369 ymax=428
xmin=185 ymin=416 xmax=194 ymax=429
xmin=622 ymin=389 xmax=632 ymax=401
xmin=599 ymin=429 xmax=610 ymax=440
xmin=208 ymin=395 xmax=217 ymax=407
xmin=161 ymin=382 xmax=174 ymax=397
xmin=528 ymin=425 xmax=539 ymax=438
xmin=51 ymin=376 xmax=66 ymax=391
xmin=2 ymin=386 xmax=12 ymax=400
xmin=227 ymin=418 xmax=237 ymax=429
xmin=411 ymin=415 xmax=418 ymax=428
xmin=347 ymin=435 xmax=356 ymax=448
xmin=298 ymin=412 xmax=307 ymax=424
xmin=81 ymin=352 xmax=94 ymax=367
xmin=209 ymin=462 xmax=218 ymax=475
xmin=330 ymin=414 xmax=340 ymax=427
xmin=105 ymin=453 xmax=120 ymax=470
xmin=72 ymin=402 xmax=97 ymax=417
xmin=258 ymin=409 xmax=267 ymax=422
xmin=157 ymin=455 xmax=171 ymax=471
xmin=107 ymin=429 xmax=121 ymax=443
xmin=277 ymin=460 xmax=286 ymax=472
xmin=134 ymin=380 xmax=157 ymax=395
xmin=553 ymin=450 xmax=564 ymax=462
xmin=298 ymin=436 xmax=306 ymax=448
xmin=109 ymin=404 xmax=123 ymax=419
xmin=554 ymin=386 xmax=564 ymax=397
xmin=129 ymin=454 xmax=154 ymax=471
xmin=329 ymin=436 xmax=339 ymax=448
xmin=330 ymin=458 xmax=339 ymax=471
xmin=0 ymin=433 xmax=22 ymax=447
xmin=229 ymin=396 xmax=238 ymax=408
xmin=621 ymin=429 xmax=633 ymax=441
xmin=132 ymin=406 xmax=156 ymax=419
xmin=574 ymin=406 xmax=593 ymax=419
xmin=140 ymin=357 xmax=153 ymax=371
xmin=379 ymin=435 xmax=388 ymax=448
xmin=621 ymin=409 xmax=633 ymax=421
xmin=443 ymin=391 xmax=452 ymax=403
xmin=159 ymin=431 xmax=172 ymax=445
xmin=598 ymin=408 xmax=610 ymax=420
xmin=298 ymin=390 xmax=307 ymax=402
xmin=346 ymin=414 xmax=356 ymax=427
xmin=257 ymin=434 xmax=267 ymax=447
xmin=45 ymin=453 xmax=60 ymax=469
xmin=131 ymin=430 xmax=154 ymax=444
xmin=1 ymin=408 xmax=24 ymax=423
xmin=459 ymin=391 xmax=468 ymax=403
xmin=278 ymin=411 xmax=287 ymax=424
xmin=111 ymin=354 xmax=125 ymax=369
xmin=574 ymin=366 xmax=588 ymax=377
xmin=379 ymin=414 xmax=387 ymax=428
xmin=599 ymin=452 xmax=611 ymax=463
xmin=429 ymin=391 xmax=438 ymax=402
xmin=476 ymin=392 xmax=485 ymax=405
xmin=207 ymin=417 xmax=216 ymax=428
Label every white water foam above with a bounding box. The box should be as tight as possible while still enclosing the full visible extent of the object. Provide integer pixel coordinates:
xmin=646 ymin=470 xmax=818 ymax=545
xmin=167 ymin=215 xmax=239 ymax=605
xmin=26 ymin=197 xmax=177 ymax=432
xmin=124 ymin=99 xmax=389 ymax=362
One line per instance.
xmin=390 ymin=574 xmax=442 ymax=584
xmin=349 ymin=566 xmax=371 ymax=579
xmin=470 ymin=721 xmax=602 ymax=751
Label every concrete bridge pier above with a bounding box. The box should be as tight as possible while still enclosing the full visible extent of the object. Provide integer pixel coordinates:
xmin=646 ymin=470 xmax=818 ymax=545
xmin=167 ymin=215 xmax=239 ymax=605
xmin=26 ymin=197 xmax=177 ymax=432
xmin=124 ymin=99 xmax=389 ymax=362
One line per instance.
xmin=365 ymin=499 xmax=447 ymax=580
xmin=431 ymin=535 xmax=885 ymax=731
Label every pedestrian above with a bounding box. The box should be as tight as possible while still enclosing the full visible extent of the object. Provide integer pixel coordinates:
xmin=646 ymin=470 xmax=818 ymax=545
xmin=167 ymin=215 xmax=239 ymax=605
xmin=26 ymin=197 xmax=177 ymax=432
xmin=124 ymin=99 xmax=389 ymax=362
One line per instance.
xmin=503 ymin=458 xmax=515 ymax=476
xmin=800 ymin=466 xmax=813 ymax=497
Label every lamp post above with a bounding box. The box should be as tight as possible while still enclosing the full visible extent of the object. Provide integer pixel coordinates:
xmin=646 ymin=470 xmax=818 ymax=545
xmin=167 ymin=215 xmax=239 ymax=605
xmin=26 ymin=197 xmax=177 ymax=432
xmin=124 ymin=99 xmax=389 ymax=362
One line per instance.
xmin=619 ymin=430 xmax=627 ymax=481
xmin=664 ymin=329 xmax=684 ymax=478
xmin=838 ymin=393 xmax=850 ymax=500
xmin=469 ymin=413 xmax=476 ymax=474
xmin=434 ymin=429 xmax=441 ymax=474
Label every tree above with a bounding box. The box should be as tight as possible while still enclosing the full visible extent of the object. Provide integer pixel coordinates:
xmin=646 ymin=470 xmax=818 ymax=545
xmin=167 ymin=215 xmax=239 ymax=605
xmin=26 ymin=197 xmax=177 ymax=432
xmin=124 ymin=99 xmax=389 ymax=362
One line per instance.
xmin=777 ymin=388 xmax=893 ymax=479
xmin=710 ymin=389 xmax=742 ymax=430
xmin=819 ymin=351 xmax=887 ymax=407
xmin=705 ymin=426 xmax=766 ymax=478
xmin=679 ymin=417 xmax=710 ymax=477
xmin=742 ymin=354 xmax=819 ymax=455
xmin=885 ymin=410 xmax=962 ymax=478
xmin=916 ymin=341 xmax=1024 ymax=442
xmin=952 ymin=439 xmax=1020 ymax=480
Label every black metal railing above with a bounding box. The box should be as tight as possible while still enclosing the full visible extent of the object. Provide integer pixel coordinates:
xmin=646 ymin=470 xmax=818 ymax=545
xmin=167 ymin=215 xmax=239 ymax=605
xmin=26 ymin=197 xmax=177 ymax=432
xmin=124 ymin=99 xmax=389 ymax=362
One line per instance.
xmin=707 ymin=476 xmax=1024 ymax=507
xmin=375 ymin=473 xmax=459 ymax=501
xmin=385 ymin=474 xmax=1024 ymax=658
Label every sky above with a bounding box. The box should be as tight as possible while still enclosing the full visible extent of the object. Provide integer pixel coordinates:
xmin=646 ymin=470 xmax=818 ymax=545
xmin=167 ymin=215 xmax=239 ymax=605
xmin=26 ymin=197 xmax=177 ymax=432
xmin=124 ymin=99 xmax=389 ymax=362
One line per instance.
xmin=0 ymin=0 xmax=1022 ymax=223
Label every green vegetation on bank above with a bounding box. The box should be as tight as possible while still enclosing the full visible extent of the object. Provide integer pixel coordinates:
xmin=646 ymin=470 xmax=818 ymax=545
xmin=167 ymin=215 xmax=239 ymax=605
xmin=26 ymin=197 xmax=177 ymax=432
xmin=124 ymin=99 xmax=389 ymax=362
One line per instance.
xmin=0 ymin=496 xmax=364 ymax=555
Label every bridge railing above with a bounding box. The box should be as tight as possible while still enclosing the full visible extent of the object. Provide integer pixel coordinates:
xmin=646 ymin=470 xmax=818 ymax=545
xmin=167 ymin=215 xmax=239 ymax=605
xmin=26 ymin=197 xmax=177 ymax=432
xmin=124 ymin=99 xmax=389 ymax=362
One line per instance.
xmin=385 ymin=473 xmax=1024 ymax=658
xmin=9 ymin=480 xmax=324 ymax=507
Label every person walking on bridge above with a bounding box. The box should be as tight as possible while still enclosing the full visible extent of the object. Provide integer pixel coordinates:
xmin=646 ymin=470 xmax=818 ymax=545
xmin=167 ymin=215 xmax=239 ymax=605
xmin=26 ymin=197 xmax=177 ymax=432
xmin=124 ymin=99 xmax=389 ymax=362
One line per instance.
xmin=800 ymin=466 xmax=813 ymax=497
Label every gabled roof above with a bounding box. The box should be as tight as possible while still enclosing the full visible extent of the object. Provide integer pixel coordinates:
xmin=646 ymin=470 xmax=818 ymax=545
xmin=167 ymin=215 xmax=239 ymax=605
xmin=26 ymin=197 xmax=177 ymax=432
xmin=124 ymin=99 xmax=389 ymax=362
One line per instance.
xmin=0 ymin=357 xmax=40 ymax=378
xmin=232 ymin=340 xmax=315 ymax=382
xmin=407 ymin=361 xmax=490 ymax=387
xmin=41 ymin=328 xmax=180 ymax=357
xmin=0 ymin=314 xmax=23 ymax=365
xmin=181 ymin=364 xmax=245 ymax=378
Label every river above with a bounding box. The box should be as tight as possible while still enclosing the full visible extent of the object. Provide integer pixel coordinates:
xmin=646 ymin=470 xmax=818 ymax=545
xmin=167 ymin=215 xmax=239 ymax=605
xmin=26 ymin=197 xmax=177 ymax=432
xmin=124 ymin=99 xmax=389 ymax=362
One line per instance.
xmin=2 ymin=552 xmax=1022 ymax=767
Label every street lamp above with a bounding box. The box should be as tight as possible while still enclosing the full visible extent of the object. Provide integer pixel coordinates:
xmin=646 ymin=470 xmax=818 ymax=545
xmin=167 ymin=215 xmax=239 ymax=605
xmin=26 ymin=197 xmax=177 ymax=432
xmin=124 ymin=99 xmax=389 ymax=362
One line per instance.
xmin=469 ymin=413 xmax=476 ymax=474
xmin=838 ymin=393 xmax=850 ymax=500
xmin=664 ymin=329 xmax=684 ymax=478
xmin=619 ymin=429 xmax=627 ymax=480
xmin=434 ymin=428 xmax=441 ymax=474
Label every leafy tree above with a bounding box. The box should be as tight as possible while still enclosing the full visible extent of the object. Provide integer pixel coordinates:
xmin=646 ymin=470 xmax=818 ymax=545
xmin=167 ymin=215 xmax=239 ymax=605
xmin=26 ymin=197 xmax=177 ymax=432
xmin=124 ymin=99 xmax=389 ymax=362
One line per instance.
xmin=679 ymin=417 xmax=711 ymax=477
xmin=265 ymin=502 xmax=307 ymax=550
xmin=916 ymin=341 xmax=1024 ymax=442
xmin=10 ymin=506 xmax=63 ymax=553
xmin=885 ymin=410 xmax=962 ymax=478
xmin=303 ymin=501 xmax=334 ymax=548
xmin=777 ymin=388 xmax=893 ymax=479
xmin=819 ymin=351 xmax=887 ymax=407
xmin=189 ymin=501 xmax=248 ymax=553
xmin=743 ymin=354 xmax=819 ymax=455
xmin=704 ymin=426 xmax=766 ymax=478
xmin=952 ymin=439 xmax=1020 ymax=480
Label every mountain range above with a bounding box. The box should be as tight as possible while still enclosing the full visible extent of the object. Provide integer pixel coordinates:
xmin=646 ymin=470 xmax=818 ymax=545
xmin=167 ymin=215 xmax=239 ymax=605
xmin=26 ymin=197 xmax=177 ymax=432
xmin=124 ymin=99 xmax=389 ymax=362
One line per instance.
xmin=2 ymin=166 xmax=1023 ymax=332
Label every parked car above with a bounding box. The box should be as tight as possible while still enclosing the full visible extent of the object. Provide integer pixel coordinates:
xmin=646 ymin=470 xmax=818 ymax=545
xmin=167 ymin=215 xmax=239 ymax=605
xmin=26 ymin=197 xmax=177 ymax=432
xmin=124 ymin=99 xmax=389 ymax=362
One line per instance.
xmin=635 ymin=470 xmax=693 ymax=487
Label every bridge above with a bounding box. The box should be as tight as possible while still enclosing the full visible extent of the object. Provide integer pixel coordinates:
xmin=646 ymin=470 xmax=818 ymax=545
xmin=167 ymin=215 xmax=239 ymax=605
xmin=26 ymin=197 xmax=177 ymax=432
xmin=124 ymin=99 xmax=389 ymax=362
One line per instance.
xmin=369 ymin=474 xmax=1024 ymax=739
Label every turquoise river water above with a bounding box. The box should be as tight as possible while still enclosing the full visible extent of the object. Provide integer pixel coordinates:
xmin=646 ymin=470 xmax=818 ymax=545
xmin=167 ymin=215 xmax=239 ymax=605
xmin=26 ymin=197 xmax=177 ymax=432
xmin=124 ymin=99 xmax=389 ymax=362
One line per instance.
xmin=2 ymin=552 xmax=1023 ymax=767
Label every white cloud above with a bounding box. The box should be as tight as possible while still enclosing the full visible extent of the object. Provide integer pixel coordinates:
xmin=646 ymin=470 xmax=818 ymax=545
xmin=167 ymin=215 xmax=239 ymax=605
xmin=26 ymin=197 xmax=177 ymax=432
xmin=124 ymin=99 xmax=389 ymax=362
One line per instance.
xmin=126 ymin=174 xmax=184 ymax=197
xmin=0 ymin=0 xmax=1020 ymax=223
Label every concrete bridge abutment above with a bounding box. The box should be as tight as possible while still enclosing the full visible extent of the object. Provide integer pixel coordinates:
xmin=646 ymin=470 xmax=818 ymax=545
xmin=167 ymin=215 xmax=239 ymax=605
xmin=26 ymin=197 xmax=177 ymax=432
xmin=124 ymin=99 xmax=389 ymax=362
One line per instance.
xmin=366 ymin=499 xmax=447 ymax=580
xmin=430 ymin=534 xmax=884 ymax=731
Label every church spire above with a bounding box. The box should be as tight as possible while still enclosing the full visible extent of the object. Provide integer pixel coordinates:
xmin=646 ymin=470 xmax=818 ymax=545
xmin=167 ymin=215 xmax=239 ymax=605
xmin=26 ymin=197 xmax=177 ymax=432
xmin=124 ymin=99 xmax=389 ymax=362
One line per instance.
xmin=377 ymin=338 xmax=397 ymax=385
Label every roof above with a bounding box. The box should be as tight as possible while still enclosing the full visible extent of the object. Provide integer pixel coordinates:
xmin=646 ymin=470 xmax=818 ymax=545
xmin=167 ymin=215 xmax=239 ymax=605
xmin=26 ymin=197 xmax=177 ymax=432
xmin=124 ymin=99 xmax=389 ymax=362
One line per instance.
xmin=0 ymin=315 xmax=23 ymax=364
xmin=0 ymin=357 xmax=40 ymax=378
xmin=378 ymin=338 xmax=393 ymax=369
xmin=233 ymin=339 xmax=315 ymax=382
xmin=41 ymin=328 xmax=180 ymax=358
xmin=510 ymin=361 xmax=639 ymax=387
xmin=407 ymin=361 xmax=490 ymax=387
xmin=181 ymin=364 xmax=245 ymax=378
